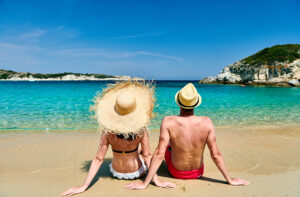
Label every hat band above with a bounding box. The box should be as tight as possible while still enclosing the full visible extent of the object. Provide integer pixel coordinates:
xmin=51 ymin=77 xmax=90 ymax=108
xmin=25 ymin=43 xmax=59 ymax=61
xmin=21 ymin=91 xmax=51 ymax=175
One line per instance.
xmin=177 ymin=96 xmax=199 ymax=108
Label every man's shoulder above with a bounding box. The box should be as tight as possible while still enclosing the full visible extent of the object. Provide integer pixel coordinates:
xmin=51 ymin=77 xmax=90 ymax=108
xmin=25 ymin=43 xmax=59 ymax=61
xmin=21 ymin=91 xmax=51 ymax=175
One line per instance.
xmin=194 ymin=116 xmax=213 ymax=127
xmin=197 ymin=116 xmax=212 ymax=122
xmin=162 ymin=115 xmax=177 ymax=122
xmin=161 ymin=116 xmax=179 ymax=127
xmin=163 ymin=115 xmax=211 ymax=121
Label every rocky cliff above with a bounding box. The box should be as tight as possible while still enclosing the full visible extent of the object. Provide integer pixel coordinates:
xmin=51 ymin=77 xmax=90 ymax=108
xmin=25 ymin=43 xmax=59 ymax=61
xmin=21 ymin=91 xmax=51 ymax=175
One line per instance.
xmin=199 ymin=44 xmax=300 ymax=87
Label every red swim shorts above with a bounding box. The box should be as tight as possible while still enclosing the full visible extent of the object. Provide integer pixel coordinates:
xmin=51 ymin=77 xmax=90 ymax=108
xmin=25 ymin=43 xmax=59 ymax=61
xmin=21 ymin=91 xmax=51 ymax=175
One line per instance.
xmin=164 ymin=145 xmax=204 ymax=179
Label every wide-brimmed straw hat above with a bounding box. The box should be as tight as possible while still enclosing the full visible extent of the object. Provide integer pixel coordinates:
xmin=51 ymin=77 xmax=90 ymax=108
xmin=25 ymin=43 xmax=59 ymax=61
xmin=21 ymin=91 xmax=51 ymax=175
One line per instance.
xmin=175 ymin=83 xmax=201 ymax=109
xmin=91 ymin=80 xmax=155 ymax=137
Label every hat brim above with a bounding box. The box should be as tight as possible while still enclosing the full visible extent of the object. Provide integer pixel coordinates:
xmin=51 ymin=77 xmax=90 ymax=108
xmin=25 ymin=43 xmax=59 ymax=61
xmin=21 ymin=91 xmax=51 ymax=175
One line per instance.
xmin=175 ymin=91 xmax=201 ymax=109
xmin=91 ymin=80 xmax=155 ymax=136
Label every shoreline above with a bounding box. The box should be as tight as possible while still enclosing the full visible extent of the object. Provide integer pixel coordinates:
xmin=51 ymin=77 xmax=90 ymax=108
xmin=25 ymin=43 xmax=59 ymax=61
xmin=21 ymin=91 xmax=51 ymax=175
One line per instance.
xmin=1 ymin=79 xmax=299 ymax=87
xmin=1 ymin=124 xmax=299 ymax=133
xmin=1 ymin=126 xmax=300 ymax=197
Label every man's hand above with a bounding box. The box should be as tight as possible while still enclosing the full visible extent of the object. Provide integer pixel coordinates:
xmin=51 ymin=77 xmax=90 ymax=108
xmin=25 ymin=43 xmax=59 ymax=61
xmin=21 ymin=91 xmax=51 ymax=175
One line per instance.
xmin=228 ymin=178 xmax=250 ymax=186
xmin=153 ymin=179 xmax=176 ymax=189
xmin=124 ymin=181 xmax=147 ymax=190
xmin=61 ymin=185 xmax=87 ymax=196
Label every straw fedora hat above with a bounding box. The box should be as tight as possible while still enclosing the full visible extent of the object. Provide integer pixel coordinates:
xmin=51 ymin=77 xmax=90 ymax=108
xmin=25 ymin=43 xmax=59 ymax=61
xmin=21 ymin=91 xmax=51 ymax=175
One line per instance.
xmin=92 ymin=80 xmax=155 ymax=137
xmin=175 ymin=83 xmax=201 ymax=109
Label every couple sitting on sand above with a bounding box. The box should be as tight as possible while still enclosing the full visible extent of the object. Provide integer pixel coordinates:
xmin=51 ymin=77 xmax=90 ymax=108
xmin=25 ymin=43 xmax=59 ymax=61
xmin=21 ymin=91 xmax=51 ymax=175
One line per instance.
xmin=62 ymin=81 xmax=249 ymax=196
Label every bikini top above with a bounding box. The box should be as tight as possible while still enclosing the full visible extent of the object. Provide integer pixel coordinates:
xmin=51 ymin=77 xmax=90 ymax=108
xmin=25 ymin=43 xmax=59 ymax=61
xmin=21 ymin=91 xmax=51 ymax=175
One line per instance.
xmin=112 ymin=133 xmax=139 ymax=154
xmin=112 ymin=146 xmax=139 ymax=154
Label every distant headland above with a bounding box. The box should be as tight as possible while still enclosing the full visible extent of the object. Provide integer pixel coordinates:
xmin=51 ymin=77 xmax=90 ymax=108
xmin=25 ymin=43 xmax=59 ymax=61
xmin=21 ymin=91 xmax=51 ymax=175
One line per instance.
xmin=0 ymin=70 xmax=140 ymax=81
xmin=199 ymin=44 xmax=300 ymax=87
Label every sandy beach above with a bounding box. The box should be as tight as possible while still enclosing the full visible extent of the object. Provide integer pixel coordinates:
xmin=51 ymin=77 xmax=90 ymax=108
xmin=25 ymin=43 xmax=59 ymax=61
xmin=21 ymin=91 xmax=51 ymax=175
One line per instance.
xmin=1 ymin=126 xmax=300 ymax=197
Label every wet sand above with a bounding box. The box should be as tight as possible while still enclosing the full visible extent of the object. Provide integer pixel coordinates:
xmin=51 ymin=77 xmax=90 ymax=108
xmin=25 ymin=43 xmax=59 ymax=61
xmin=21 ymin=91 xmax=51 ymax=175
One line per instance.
xmin=1 ymin=126 xmax=300 ymax=197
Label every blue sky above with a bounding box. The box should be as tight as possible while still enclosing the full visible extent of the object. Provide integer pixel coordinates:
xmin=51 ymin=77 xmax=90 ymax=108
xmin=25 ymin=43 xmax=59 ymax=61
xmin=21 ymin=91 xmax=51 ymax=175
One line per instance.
xmin=0 ymin=0 xmax=299 ymax=80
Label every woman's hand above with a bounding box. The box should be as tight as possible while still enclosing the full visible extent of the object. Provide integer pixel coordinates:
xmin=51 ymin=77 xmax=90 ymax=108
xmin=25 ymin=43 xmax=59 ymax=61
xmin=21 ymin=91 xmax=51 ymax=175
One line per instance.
xmin=228 ymin=178 xmax=250 ymax=186
xmin=61 ymin=185 xmax=87 ymax=196
xmin=153 ymin=179 xmax=176 ymax=189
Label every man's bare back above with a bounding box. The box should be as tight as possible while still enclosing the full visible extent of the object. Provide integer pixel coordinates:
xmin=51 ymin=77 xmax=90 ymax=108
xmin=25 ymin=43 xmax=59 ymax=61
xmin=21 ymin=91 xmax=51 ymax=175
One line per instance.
xmin=165 ymin=115 xmax=210 ymax=171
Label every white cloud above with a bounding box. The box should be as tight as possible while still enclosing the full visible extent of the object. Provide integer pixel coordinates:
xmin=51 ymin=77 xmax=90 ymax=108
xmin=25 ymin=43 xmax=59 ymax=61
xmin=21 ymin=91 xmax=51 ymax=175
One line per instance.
xmin=0 ymin=27 xmax=182 ymax=78
xmin=19 ymin=29 xmax=46 ymax=41
xmin=46 ymin=47 xmax=182 ymax=62
xmin=137 ymin=51 xmax=182 ymax=62
xmin=111 ymin=31 xmax=166 ymax=40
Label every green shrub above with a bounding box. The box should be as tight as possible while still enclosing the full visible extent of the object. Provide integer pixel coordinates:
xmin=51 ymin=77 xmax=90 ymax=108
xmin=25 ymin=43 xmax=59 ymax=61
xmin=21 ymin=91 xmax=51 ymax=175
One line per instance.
xmin=242 ymin=44 xmax=300 ymax=65
xmin=0 ymin=73 xmax=10 ymax=79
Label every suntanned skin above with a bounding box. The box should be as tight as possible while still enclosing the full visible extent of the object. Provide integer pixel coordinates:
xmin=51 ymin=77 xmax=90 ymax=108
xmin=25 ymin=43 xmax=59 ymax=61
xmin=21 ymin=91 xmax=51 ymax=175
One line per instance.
xmin=62 ymin=131 xmax=174 ymax=196
xmin=108 ymin=134 xmax=144 ymax=173
xmin=125 ymin=108 xmax=250 ymax=190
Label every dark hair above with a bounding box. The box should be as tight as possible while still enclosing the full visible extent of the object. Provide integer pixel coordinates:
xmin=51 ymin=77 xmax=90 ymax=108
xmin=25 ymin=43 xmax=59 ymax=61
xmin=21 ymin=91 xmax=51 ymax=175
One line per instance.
xmin=116 ymin=133 xmax=137 ymax=140
xmin=181 ymin=107 xmax=194 ymax=112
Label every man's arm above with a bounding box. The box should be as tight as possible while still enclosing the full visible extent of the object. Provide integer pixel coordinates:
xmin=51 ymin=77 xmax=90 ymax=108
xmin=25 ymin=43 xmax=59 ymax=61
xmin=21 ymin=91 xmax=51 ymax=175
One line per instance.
xmin=206 ymin=118 xmax=250 ymax=186
xmin=140 ymin=129 xmax=175 ymax=188
xmin=61 ymin=133 xmax=110 ymax=196
xmin=125 ymin=117 xmax=176 ymax=189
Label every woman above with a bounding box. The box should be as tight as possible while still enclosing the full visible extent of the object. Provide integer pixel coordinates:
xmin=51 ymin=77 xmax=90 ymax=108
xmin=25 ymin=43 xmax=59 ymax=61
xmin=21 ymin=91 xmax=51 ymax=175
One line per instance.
xmin=62 ymin=81 xmax=175 ymax=196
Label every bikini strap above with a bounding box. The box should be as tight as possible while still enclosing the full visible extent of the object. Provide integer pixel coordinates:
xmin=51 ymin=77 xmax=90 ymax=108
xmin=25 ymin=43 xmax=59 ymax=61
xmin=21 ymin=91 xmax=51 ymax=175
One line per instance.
xmin=112 ymin=146 xmax=139 ymax=154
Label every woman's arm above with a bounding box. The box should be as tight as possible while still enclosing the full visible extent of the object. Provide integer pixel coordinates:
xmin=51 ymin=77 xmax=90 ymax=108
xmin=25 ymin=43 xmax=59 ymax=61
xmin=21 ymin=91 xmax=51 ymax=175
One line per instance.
xmin=61 ymin=133 xmax=110 ymax=196
xmin=140 ymin=131 xmax=160 ymax=183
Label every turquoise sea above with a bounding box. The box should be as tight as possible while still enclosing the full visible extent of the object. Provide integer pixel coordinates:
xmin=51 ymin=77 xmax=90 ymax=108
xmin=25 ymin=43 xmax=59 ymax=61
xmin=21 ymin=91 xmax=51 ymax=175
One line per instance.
xmin=0 ymin=81 xmax=300 ymax=131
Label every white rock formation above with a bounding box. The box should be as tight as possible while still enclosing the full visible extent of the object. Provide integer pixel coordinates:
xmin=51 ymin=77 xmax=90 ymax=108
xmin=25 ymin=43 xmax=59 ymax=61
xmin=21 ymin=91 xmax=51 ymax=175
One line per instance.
xmin=288 ymin=79 xmax=300 ymax=86
xmin=216 ymin=66 xmax=242 ymax=83
xmin=200 ymin=76 xmax=216 ymax=83
xmin=199 ymin=59 xmax=300 ymax=86
xmin=0 ymin=73 xmax=142 ymax=81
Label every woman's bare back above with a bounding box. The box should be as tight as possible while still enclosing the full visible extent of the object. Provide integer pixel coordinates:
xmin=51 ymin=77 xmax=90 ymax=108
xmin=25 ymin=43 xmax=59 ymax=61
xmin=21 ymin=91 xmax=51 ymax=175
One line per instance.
xmin=107 ymin=134 xmax=143 ymax=173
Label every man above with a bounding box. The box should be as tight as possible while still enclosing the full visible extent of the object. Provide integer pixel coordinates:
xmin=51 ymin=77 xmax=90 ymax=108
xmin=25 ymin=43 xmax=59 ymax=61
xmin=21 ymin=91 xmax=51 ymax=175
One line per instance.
xmin=125 ymin=83 xmax=250 ymax=190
